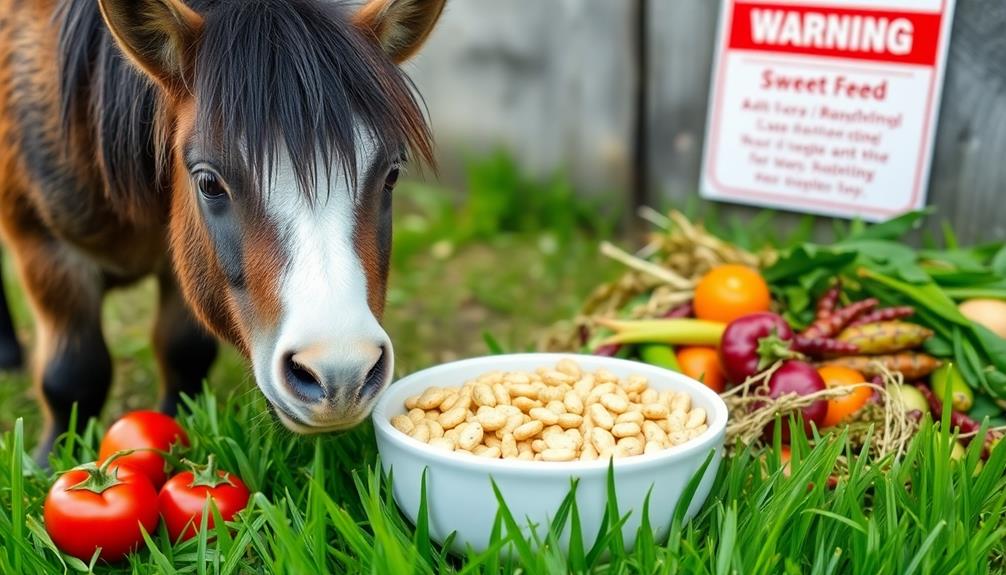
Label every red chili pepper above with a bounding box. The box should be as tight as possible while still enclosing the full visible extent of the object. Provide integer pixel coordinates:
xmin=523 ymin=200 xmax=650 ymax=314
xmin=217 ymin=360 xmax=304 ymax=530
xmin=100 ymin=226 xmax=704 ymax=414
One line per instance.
xmin=915 ymin=383 xmax=981 ymax=441
xmin=792 ymin=336 xmax=858 ymax=358
xmin=916 ymin=382 xmax=941 ymax=415
xmin=801 ymin=298 xmax=878 ymax=339
xmin=847 ymin=306 xmax=915 ymax=327
xmin=815 ymin=281 xmax=842 ymax=321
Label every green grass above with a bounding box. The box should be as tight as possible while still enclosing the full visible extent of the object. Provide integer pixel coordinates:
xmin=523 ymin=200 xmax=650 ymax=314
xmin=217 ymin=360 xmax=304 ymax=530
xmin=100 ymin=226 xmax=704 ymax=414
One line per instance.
xmin=1 ymin=389 xmax=1004 ymax=574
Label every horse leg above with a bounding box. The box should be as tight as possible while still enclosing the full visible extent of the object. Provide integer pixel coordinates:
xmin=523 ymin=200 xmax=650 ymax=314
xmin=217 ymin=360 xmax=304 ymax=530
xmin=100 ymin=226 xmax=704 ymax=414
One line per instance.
xmin=153 ymin=269 xmax=218 ymax=415
xmin=8 ymin=238 xmax=110 ymax=461
xmin=0 ymin=249 xmax=24 ymax=369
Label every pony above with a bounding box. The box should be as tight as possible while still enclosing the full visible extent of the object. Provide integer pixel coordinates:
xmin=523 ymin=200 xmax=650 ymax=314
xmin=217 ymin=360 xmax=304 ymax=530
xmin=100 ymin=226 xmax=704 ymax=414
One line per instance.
xmin=0 ymin=0 xmax=445 ymax=457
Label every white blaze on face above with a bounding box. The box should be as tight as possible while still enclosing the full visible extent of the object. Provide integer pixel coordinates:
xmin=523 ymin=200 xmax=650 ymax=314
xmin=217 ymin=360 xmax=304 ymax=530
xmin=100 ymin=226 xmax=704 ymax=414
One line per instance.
xmin=251 ymin=136 xmax=392 ymax=431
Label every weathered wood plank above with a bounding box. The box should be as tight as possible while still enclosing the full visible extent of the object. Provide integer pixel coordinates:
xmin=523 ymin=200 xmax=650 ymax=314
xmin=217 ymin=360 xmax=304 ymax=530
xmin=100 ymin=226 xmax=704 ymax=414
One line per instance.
xmin=927 ymin=0 xmax=1006 ymax=242
xmin=644 ymin=0 xmax=719 ymax=210
xmin=406 ymin=0 xmax=637 ymax=198
xmin=641 ymin=1 xmax=822 ymax=239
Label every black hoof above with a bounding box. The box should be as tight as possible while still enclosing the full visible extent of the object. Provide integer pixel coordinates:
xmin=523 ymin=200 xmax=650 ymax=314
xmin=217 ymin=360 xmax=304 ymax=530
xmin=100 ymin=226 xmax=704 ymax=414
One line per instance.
xmin=159 ymin=394 xmax=183 ymax=417
xmin=32 ymin=430 xmax=60 ymax=470
xmin=0 ymin=340 xmax=22 ymax=370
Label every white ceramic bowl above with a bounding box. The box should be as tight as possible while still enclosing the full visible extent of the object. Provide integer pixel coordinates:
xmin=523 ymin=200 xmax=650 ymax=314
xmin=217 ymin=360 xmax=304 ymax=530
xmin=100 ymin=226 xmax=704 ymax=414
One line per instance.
xmin=372 ymin=353 xmax=727 ymax=553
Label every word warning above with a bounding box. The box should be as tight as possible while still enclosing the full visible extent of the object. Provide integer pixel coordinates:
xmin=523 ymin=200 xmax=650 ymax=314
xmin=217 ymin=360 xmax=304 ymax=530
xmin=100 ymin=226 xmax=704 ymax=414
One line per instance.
xmin=701 ymin=0 xmax=956 ymax=220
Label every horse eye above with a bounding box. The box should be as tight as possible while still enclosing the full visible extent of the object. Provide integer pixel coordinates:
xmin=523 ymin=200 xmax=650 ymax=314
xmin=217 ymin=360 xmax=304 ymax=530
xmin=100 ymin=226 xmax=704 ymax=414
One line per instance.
xmin=384 ymin=167 xmax=400 ymax=190
xmin=194 ymin=171 xmax=228 ymax=200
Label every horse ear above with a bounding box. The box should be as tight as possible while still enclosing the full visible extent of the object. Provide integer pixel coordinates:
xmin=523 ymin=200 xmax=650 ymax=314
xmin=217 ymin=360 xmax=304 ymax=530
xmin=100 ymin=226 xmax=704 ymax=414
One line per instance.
xmin=98 ymin=0 xmax=203 ymax=90
xmin=353 ymin=0 xmax=446 ymax=63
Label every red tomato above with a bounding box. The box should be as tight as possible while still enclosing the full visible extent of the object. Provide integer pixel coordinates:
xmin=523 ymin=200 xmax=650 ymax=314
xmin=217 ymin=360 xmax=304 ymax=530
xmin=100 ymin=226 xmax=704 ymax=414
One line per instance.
xmin=99 ymin=411 xmax=189 ymax=488
xmin=44 ymin=463 xmax=159 ymax=561
xmin=159 ymin=456 xmax=250 ymax=542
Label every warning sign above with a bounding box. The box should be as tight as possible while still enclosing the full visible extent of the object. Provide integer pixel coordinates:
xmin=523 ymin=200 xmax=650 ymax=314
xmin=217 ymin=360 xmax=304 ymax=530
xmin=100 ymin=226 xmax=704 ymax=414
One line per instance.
xmin=700 ymin=0 xmax=956 ymax=221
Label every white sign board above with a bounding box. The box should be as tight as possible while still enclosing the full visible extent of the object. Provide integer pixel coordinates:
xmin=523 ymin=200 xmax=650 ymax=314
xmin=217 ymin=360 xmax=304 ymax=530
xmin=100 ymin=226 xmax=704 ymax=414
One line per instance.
xmin=700 ymin=0 xmax=956 ymax=221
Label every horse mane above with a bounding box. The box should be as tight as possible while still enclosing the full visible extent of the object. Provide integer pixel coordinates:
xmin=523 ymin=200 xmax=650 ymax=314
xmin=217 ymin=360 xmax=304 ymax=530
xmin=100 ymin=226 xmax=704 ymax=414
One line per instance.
xmin=57 ymin=0 xmax=434 ymax=213
xmin=58 ymin=0 xmax=163 ymax=218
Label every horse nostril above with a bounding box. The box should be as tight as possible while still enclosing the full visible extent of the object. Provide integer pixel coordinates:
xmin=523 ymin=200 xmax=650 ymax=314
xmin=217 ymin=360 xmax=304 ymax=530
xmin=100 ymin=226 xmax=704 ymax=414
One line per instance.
xmin=361 ymin=345 xmax=389 ymax=398
xmin=282 ymin=352 xmax=325 ymax=403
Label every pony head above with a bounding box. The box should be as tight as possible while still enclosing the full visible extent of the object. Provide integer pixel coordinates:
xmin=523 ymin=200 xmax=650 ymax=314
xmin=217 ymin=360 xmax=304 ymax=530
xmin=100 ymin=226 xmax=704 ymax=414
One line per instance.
xmin=98 ymin=0 xmax=444 ymax=431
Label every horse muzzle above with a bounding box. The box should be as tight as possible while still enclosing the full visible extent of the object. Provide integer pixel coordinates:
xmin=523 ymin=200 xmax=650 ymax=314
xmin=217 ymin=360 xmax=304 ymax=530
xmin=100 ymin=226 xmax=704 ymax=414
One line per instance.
xmin=255 ymin=334 xmax=394 ymax=432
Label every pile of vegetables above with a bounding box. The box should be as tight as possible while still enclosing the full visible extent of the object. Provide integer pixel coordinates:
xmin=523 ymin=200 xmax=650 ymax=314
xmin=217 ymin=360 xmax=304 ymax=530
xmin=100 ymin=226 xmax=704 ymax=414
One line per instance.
xmin=43 ymin=411 xmax=249 ymax=563
xmin=542 ymin=209 xmax=1006 ymax=459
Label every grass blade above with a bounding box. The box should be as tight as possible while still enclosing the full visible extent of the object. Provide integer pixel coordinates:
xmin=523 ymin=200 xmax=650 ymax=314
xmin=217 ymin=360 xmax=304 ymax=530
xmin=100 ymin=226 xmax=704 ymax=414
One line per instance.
xmin=904 ymin=521 xmax=946 ymax=575
xmin=10 ymin=418 xmax=23 ymax=575
xmin=489 ymin=479 xmax=536 ymax=566
xmin=604 ymin=459 xmax=625 ymax=556
xmin=414 ymin=467 xmax=432 ymax=566
xmin=483 ymin=332 xmax=505 ymax=355
xmin=714 ymin=503 xmax=737 ymax=575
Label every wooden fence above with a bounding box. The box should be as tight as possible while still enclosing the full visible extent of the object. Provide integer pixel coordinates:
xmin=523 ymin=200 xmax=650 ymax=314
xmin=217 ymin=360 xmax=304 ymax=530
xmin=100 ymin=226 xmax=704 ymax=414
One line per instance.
xmin=407 ymin=0 xmax=1006 ymax=243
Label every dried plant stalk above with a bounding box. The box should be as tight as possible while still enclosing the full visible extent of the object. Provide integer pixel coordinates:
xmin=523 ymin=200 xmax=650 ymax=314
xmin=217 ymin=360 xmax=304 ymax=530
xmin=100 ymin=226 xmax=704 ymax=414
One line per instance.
xmin=539 ymin=209 xmax=773 ymax=352
xmin=599 ymin=242 xmax=694 ymax=290
xmin=724 ymin=360 xmax=918 ymax=465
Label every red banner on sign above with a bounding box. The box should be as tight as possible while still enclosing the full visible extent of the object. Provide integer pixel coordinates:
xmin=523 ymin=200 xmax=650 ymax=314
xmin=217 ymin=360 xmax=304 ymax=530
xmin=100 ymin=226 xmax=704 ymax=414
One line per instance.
xmin=728 ymin=2 xmax=943 ymax=66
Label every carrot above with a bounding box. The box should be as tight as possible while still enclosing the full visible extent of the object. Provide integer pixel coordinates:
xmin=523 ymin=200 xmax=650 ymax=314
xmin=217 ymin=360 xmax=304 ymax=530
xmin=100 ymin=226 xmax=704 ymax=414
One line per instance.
xmin=836 ymin=321 xmax=933 ymax=354
xmin=817 ymin=352 xmax=942 ymax=380
xmin=792 ymin=336 xmax=858 ymax=357
xmin=801 ymin=298 xmax=878 ymax=339
xmin=815 ymin=281 xmax=842 ymax=321
xmin=847 ymin=306 xmax=914 ymax=327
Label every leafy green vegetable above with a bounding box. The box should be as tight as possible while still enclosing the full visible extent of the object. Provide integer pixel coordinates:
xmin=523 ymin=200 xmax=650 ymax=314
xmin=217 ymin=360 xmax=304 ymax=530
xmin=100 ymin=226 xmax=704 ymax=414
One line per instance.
xmin=968 ymin=394 xmax=1006 ymax=427
xmin=991 ymin=244 xmax=1006 ymax=276
xmin=922 ymin=334 xmax=953 ymax=358
xmin=762 ymin=246 xmax=857 ymax=283
xmin=844 ymin=209 xmax=929 ymax=241
xmin=857 ymin=268 xmax=970 ymax=327
xmin=766 ymin=213 xmax=1006 ymax=403
xmin=924 ymin=268 xmax=1001 ymax=286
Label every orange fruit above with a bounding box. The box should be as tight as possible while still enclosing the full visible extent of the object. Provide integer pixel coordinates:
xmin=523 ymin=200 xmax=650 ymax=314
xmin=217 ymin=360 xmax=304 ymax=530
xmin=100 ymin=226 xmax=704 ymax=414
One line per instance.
xmin=693 ymin=264 xmax=771 ymax=324
xmin=675 ymin=346 xmax=726 ymax=393
xmin=818 ymin=366 xmax=872 ymax=428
